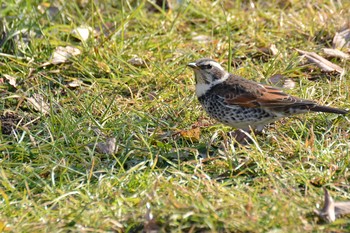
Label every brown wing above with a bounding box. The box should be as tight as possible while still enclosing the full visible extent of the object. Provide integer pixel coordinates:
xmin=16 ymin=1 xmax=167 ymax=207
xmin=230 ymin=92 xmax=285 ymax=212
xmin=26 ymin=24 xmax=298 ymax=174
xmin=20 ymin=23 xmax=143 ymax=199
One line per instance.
xmin=213 ymin=75 xmax=316 ymax=110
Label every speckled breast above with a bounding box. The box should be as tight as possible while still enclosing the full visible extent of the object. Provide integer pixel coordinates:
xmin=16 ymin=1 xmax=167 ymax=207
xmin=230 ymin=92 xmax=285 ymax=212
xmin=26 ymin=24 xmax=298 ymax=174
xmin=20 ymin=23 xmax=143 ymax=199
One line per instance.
xmin=198 ymin=94 xmax=276 ymax=127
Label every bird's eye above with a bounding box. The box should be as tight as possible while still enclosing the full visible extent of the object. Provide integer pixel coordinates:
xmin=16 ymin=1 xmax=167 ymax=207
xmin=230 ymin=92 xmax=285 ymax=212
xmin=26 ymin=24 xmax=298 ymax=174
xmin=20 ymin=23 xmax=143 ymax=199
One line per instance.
xmin=200 ymin=64 xmax=212 ymax=69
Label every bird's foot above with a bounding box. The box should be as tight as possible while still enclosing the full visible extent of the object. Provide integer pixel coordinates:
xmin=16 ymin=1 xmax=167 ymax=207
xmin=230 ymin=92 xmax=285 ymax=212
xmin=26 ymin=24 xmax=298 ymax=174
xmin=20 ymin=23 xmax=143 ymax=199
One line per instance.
xmin=228 ymin=129 xmax=253 ymax=145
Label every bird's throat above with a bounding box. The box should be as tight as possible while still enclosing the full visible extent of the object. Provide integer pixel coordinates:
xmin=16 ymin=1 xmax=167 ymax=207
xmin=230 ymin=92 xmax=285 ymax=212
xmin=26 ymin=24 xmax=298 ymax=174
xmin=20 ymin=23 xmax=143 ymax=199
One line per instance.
xmin=195 ymin=73 xmax=229 ymax=97
xmin=195 ymin=83 xmax=212 ymax=97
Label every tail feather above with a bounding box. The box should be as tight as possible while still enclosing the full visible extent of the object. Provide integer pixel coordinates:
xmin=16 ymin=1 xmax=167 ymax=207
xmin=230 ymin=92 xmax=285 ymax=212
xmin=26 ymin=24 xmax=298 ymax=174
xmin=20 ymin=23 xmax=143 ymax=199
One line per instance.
xmin=310 ymin=105 xmax=348 ymax=115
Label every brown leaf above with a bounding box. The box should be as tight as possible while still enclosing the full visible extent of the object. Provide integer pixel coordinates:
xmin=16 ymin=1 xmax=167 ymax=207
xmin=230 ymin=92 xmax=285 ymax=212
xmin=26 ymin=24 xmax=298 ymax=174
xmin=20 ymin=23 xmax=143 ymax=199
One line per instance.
xmin=296 ymin=49 xmax=344 ymax=73
xmin=179 ymin=127 xmax=200 ymax=142
xmin=333 ymin=28 xmax=350 ymax=49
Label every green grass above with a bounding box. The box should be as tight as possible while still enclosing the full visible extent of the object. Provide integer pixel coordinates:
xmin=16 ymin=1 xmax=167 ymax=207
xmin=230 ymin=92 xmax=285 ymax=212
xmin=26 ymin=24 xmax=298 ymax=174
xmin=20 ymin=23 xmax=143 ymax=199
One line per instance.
xmin=1 ymin=0 xmax=350 ymax=232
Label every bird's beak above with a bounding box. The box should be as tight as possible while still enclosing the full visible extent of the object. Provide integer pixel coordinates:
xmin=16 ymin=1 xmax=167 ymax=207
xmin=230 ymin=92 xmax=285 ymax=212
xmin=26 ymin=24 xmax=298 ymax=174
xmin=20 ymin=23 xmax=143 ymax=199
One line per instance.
xmin=187 ymin=62 xmax=198 ymax=69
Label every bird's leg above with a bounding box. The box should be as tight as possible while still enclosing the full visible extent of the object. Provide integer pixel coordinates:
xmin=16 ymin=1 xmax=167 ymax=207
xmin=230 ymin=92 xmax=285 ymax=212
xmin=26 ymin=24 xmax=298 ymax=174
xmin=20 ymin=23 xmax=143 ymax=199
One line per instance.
xmin=228 ymin=128 xmax=252 ymax=145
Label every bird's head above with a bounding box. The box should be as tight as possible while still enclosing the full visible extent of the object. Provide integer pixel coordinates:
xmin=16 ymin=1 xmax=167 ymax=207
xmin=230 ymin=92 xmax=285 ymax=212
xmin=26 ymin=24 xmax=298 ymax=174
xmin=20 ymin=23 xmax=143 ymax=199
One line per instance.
xmin=188 ymin=58 xmax=229 ymax=97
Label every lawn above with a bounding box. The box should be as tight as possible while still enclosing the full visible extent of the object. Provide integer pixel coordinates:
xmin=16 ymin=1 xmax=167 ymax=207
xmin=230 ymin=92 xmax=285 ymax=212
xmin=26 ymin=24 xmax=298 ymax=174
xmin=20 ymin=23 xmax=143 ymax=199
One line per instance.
xmin=1 ymin=0 xmax=350 ymax=232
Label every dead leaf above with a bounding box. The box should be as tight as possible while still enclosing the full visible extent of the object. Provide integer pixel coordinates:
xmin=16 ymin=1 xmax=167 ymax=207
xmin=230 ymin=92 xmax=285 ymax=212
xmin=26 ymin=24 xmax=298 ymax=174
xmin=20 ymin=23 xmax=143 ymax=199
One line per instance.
xmin=67 ymin=79 xmax=82 ymax=88
xmin=192 ymin=35 xmax=212 ymax=43
xmin=258 ymin=44 xmax=279 ymax=56
xmin=71 ymin=26 xmax=95 ymax=42
xmin=296 ymin=49 xmax=344 ymax=74
xmin=305 ymin=125 xmax=314 ymax=149
xmin=315 ymin=188 xmax=350 ymax=222
xmin=268 ymin=74 xmax=295 ymax=89
xmin=269 ymin=44 xmax=279 ymax=56
xmin=323 ymin=48 xmax=350 ymax=60
xmin=314 ymin=188 xmax=335 ymax=222
xmin=178 ymin=127 xmax=200 ymax=142
xmin=333 ymin=28 xmax=350 ymax=49
xmin=93 ymin=137 xmax=117 ymax=155
xmin=26 ymin=93 xmax=50 ymax=115
xmin=3 ymin=74 xmax=17 ymax=87
xmin=128 ymin=57 xmax=146 ymax=68
xmin=49 ymin=46 xmax=81 ymax=65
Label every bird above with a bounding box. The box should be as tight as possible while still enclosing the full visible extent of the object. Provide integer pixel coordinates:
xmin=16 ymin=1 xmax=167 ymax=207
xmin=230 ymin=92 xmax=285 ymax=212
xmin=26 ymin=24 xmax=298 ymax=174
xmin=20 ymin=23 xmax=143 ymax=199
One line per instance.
xmin=187 ymin=58 xmax=348 ymax=142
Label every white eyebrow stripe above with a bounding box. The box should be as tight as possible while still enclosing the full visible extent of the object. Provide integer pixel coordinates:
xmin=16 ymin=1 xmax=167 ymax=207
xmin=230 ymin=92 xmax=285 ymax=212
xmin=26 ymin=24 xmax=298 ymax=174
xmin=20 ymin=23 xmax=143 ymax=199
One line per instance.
xmin=208 ymin=61 xmax=224 ymax=70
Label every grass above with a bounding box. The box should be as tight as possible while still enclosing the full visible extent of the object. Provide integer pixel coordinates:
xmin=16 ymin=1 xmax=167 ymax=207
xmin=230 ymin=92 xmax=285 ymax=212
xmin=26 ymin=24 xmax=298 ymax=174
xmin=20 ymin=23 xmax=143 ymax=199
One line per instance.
xmin=1 ymin=0 xmax=350 ymax=232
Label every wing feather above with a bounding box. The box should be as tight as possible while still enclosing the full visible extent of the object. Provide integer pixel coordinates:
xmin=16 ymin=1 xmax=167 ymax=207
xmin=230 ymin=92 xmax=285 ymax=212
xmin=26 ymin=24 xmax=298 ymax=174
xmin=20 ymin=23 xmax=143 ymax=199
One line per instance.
xmin=212 ymin=76 xmax=316 ymax=110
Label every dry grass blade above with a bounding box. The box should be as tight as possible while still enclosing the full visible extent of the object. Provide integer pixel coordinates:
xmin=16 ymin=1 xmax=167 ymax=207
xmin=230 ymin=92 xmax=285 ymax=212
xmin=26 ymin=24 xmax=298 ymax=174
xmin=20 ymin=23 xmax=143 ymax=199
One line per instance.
xmin=296 ymin=49 xmax=344 ymax=73
xmin=323 ymin=48 xmax=350 ymax=60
